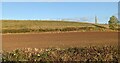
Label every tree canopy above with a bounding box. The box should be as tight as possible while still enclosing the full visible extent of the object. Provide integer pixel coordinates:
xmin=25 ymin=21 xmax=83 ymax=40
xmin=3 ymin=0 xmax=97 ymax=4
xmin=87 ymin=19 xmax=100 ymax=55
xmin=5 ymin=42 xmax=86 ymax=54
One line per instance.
xmin=108 ymin=16 xmax=119 ymax=30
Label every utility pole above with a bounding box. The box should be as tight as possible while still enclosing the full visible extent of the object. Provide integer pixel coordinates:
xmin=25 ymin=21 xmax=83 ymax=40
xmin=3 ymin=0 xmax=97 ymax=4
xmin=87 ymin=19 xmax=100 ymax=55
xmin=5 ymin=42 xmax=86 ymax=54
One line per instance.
xmin=95 ymin=16 xmax=98 ymax=24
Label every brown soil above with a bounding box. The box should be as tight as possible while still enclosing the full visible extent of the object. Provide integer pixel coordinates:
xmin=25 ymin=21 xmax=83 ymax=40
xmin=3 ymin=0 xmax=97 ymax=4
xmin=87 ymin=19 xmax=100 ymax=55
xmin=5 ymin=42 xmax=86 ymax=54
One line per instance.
xmin=2 ymin=32 xmax=118 ymax=51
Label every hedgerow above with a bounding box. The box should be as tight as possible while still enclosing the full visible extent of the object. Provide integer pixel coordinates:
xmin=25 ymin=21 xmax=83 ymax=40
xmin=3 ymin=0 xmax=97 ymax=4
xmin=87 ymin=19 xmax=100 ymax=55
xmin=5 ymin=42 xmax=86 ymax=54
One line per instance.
xmin=2 ymin=46 xmax=119 ymax=63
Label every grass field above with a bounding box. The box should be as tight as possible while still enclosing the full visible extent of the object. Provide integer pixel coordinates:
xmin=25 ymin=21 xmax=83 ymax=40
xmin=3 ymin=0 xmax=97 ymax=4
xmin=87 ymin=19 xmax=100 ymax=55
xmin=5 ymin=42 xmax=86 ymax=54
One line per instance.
xmin=2 ymin=20 xmax=113 ymax=33
xmin=2 ymin=20 xmax=95 ymax=29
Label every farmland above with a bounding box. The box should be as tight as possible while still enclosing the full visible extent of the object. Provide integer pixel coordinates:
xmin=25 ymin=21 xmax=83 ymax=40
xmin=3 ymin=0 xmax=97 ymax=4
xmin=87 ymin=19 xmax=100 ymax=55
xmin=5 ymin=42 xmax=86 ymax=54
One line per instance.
xmin=3 ymin=32 xmax=118 ymax=51
xmin=1 ymin=20 xmax=119 ymax=62
xmin=2 ymin=20 xmax=115 ymax=33
xmin=2 ymin=20 xmax=95 ymax=29
xmin=2 ymin=32 xmax=119 ymax=62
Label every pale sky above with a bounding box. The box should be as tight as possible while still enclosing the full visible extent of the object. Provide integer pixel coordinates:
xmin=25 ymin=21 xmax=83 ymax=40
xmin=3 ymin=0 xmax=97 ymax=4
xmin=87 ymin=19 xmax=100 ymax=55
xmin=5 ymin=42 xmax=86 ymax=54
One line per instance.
xmin=2 ymin=2 xmax=118 ymax=24
xmin=1 ymin=0 xmax=120 ymax=2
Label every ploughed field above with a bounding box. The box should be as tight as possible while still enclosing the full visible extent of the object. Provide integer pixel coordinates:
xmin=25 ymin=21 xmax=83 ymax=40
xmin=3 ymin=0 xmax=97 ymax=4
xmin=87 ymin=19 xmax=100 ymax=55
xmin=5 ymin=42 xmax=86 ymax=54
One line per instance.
xmin=2 ymin=32 xmax=118 ymax=51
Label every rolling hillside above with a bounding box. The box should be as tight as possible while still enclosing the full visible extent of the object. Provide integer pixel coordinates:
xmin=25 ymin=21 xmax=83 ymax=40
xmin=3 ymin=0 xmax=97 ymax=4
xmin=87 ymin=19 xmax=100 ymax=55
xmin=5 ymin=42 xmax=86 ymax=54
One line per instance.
xmin=2 ymin=20 xmax=111 ymax=33
xmin=2 ymin=20 xmax=95 ymax=29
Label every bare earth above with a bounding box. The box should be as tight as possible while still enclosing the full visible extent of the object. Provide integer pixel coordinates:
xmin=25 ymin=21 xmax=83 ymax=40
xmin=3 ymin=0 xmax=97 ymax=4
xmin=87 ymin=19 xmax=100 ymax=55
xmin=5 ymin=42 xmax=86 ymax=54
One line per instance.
xmin=2 ymin=32 xmax=118 ymax=51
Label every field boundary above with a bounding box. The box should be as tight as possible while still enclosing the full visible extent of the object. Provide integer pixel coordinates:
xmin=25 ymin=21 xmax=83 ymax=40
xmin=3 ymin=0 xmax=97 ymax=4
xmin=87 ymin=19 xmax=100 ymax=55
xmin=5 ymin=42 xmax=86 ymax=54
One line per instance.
xmin=2 ymin=31 xmax=119 ymax=35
